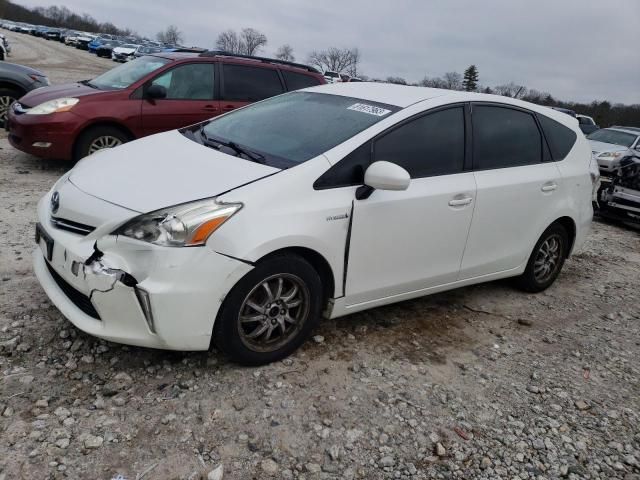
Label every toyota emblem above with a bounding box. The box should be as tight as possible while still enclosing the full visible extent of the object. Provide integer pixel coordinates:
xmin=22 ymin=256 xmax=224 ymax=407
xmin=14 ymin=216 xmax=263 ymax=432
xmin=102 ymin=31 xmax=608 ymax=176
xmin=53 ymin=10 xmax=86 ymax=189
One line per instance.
xmin=51 ymin=191 xmax=60 ymax=214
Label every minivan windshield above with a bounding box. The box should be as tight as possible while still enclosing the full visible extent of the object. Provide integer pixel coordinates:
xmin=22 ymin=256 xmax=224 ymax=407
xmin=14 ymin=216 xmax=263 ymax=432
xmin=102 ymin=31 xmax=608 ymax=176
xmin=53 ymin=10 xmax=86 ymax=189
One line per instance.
xmin=587 ymin=129 xmax=637 ymax=148
xmin=198 ymin=92 xmax=399 ymax=167
xmin=89 ymin=56 xmax=170 ymax=90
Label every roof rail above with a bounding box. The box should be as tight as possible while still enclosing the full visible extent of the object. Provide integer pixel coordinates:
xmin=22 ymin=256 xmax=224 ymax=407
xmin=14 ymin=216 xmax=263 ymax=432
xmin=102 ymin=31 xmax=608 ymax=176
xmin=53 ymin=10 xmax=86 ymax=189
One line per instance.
xmin=198 ymin=50 xmax=320 ymax=73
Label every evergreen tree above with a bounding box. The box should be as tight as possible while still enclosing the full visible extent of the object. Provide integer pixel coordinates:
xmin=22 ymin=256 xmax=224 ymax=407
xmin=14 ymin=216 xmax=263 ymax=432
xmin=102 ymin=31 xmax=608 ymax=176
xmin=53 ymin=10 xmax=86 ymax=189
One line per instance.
xmin=463 ymin=65 xmax=479 ymax=91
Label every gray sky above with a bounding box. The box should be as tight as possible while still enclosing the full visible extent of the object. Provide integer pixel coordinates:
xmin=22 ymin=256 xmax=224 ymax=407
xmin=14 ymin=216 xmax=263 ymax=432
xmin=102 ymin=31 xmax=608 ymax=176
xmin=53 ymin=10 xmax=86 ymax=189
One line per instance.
xmin=19 ymin=0 xmax=640 ymax=104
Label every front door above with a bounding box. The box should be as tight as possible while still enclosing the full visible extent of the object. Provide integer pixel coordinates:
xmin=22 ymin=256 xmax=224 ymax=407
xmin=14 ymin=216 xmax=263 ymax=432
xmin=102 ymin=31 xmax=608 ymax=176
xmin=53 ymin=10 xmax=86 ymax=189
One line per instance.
xmin=345 ymin=106 xmax=476 ymax=306
xmin=141 ymin=62 xmax=219 ymax=136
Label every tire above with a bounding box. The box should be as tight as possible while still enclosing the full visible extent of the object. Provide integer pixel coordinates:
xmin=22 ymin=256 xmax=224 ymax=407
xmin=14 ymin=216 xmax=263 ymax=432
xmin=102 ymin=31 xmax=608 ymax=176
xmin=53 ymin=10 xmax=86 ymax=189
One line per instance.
xmin=0 ymin=87 xmax=21 ymax=127
xmin=515 ymin=223 xmax=569 ymax=293
xmin=213 ymin=254 xmax=323 ymax=365
xmin=74 ymin=125 xmax=130 ymax=161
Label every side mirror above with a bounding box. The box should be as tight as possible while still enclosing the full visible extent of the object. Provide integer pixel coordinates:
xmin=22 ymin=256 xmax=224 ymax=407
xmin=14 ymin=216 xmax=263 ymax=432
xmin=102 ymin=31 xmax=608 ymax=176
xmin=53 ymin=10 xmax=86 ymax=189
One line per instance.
xmin=356 ymin=161 xmax=410 ymax=200
xmin=146 ymin=84 xmax=167 ymax=100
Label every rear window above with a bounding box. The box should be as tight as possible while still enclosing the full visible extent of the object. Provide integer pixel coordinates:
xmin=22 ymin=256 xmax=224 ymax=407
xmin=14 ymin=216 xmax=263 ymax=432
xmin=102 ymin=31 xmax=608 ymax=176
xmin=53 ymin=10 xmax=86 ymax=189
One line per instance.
xmin=537 ymin=114 xmax=577 ymax=161
xmin=281 ymin=70 xmax=322 ymax=91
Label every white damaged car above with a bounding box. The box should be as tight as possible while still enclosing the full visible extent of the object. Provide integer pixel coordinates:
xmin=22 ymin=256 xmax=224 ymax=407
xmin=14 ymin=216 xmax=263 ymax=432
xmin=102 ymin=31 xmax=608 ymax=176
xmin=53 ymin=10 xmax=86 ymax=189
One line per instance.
xmin=34 ymin=83 xmax=594 ymax=365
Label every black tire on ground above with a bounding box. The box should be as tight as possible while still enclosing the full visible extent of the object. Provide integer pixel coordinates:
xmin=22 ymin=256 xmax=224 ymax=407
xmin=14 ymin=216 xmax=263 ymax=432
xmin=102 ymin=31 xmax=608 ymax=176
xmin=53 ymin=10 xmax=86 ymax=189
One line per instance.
xmin=515 ymin=223 xmax=569 ymax=293
xmin=74 ymin=125 xmax=130 ymax=161
xmin=0 ymin=87 xmax=22 ymax=127
xmin=213 ymin=254 xmax=323 ymax=365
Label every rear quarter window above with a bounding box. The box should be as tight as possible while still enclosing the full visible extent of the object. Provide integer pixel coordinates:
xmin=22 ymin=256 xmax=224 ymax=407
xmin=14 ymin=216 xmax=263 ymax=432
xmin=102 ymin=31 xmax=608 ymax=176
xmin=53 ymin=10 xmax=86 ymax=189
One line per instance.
xmin=537 ymin=114 xmax=577 ymax=161
xmin=282 ymin=70 xmax=322 ymax=91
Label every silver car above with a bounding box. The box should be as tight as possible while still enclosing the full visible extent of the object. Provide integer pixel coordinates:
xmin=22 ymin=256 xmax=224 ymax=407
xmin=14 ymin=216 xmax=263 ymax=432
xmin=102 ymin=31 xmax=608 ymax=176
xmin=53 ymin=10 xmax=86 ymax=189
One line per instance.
xmin=588 ymin=127 xmax=640 ymax=174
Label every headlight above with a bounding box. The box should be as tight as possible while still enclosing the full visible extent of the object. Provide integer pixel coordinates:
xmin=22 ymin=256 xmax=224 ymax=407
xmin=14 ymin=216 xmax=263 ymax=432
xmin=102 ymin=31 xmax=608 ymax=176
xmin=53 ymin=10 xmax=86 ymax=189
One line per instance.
xmin=597 ymin=151 xmax=622 ymax=160
xmin=113 ymin=198 xmax=242 ymax=247
xmin=27 ymin=97 xmax=79 ymax=115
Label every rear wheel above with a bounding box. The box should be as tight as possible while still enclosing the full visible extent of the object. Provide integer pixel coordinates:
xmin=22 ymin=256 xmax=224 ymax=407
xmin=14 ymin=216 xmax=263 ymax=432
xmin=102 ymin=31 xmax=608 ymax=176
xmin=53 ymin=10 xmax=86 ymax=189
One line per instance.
xmin=213 ymin=254 xmax=323 ymax=365
xmin=515 ymin=223 xmax=568 ymax=292
xmin=74 ymin=125 xmax=129 ymax=161
xmin=0 ymin=87 xmax=21 ymax=127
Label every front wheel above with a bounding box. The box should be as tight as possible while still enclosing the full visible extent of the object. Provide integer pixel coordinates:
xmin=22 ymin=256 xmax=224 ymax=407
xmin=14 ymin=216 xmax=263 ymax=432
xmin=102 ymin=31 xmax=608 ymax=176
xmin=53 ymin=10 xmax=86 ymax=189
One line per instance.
xmin=0 ymin=87 xmax=21 ymax=127
xmin=213 ymin=254 xmax=323 ymax=365
xmin=515 ymin=223 xmax=568 ymax=293
xmin=74 ymin=125 xmax=129 ymax=161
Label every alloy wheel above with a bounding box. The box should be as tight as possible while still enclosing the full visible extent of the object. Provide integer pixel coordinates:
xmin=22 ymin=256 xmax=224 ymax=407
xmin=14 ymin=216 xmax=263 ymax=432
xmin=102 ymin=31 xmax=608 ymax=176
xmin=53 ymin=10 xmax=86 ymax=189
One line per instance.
xmin=0 ymin=95 xmax=14 ymax=123
xmin=88 ymin=135 xmax=122 ymax=154
xmin=533 ymin=234 xmax=562 ymax=283
xmin=237 ymin=273 xmax=310 ymax=353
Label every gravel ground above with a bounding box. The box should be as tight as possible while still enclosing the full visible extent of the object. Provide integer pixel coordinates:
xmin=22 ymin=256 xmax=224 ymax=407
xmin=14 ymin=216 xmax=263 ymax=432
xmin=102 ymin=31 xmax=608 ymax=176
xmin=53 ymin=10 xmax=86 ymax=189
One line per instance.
xmin=1 ymin=32 xmax=639 ymax=480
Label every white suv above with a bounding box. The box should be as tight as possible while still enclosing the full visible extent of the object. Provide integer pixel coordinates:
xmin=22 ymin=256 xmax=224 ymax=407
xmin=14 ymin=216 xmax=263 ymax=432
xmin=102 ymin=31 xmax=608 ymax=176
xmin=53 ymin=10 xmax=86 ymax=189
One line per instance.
xmin=34 ymin=84 xmax=594 ymax=365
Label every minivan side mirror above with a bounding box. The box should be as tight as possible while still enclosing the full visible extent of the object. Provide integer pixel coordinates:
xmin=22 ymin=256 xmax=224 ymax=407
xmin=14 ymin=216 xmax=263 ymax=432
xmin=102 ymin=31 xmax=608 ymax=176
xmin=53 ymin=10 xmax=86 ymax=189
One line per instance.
xmin=146 ymin=84 xmax=167 ymax=100
xmin=356 ymin=161 xmax=410 ymax=200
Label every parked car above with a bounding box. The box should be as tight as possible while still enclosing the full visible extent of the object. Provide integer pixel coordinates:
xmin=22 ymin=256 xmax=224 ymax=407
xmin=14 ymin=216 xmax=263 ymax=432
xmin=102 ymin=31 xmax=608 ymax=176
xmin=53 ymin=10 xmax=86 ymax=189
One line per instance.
xmin=132 ymin=45 xmax=162 ymax=58
xmin=323 ymin=70 xmax=340 ymax=83
xmin=597 ymin=152 xmax=640 ymax=226
xmin=111 ymin=43 xmax=139 ymax=62
xmin=74 ymin=34 xmax=95 ymax=50
xmin=88 ymin=36 xmax=112 ymax=53
xmin=576 ymin=114 xmax=599 ymax=135
xmin=7 ymin=52 xmax=326 ymax=161
xmin=588 ymin=127 xmax=640 ymax=174
xmin=33 ymin=83 xmax=594 ymax=364
xmin=0 ymin=61 xmax=49 ymax=126
xmin=96 ymin=40 xmax=122 ymax=58
xmin=44 ymin=28 xmax=61 ymax=41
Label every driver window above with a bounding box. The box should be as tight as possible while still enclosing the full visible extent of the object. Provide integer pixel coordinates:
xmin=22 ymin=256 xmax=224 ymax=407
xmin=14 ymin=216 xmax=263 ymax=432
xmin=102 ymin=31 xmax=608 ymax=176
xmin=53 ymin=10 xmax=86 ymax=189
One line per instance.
xmin=151 ymin=63 xmax=214 ymax=100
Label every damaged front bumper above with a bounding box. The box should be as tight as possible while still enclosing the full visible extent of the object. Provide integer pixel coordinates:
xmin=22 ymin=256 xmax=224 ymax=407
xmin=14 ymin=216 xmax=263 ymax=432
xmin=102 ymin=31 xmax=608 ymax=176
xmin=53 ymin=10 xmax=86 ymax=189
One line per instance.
xmin=33 ymin=194 xmax=253 ymax=351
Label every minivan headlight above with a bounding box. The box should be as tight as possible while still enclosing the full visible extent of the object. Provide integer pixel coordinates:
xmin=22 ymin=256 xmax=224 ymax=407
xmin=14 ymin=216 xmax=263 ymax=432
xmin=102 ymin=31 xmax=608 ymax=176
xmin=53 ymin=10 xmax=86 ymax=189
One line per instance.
xmin=113 ymin=198 xmax=242 ymax=247
xmin=27 ymin=97 xmax=79 ymax=115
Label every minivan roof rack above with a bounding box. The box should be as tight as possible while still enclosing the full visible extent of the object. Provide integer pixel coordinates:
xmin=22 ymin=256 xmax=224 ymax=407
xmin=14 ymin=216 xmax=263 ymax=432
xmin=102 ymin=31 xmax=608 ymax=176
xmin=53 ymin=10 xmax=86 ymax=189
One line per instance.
xmin=198 ymin=50 xmax=320 ymax=73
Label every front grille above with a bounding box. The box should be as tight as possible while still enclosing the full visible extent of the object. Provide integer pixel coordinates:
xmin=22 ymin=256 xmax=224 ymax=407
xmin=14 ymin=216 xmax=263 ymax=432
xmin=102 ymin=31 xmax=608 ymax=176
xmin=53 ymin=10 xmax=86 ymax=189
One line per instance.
xmin=46 ymin=261 xmax=101 ymax=320
xmin=50 ymin=216 xmax=95 ymax=236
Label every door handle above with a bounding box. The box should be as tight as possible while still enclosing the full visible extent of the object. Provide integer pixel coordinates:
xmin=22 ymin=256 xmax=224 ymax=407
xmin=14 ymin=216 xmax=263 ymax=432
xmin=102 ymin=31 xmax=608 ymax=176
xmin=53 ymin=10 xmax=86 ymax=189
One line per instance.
xmin=202 ymin=105 xmax=218 ymax=112
xmin=541 ymin=182 xmax=557 ymax=192
xmin=448 ymin=196 xmax=473 ymax=207
xmin=222 ymin=105 xmax=236 ymax=112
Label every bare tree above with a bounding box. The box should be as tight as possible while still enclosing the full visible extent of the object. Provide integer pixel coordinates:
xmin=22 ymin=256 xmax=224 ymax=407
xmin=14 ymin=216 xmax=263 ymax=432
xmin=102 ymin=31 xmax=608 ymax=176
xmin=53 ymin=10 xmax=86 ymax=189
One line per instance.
xmin=275 ymin=44 xmax=295 ymax=62
xmin=216 ymin=30 xmax=240 ymax=53
xmin=240 ymin=28 xmax=267 ymax=55
xmin=442 ymin=72 xmax=463 ymax=90
xmin=307 ymin=47 xmax=360 ymax=76
xmin=493 ymin=82 xmax=528 ymax=99
xmin=420 ymin=76 xmax=447 ymax=88
xmin=156 ymin=25 xmax=183 ymax=45
xmin=216 ymin=28 xmax=267 ymax=55
xmin=386 ymin=76 xmax=407 ymax=85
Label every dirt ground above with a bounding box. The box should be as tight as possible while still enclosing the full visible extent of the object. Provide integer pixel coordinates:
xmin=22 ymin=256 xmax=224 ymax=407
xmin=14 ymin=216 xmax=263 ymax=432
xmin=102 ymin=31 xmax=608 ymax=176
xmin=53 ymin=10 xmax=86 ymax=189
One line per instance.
xmin=0 ymin=31 xmax=639 ymax=480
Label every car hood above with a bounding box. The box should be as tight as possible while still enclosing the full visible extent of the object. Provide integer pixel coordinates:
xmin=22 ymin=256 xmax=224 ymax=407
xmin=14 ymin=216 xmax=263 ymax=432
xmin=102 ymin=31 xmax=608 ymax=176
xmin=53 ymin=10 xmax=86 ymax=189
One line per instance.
xmin=589 ymin=140 xmax=630 ymax=155
xmin=113 ymin=47 xmax=136 ymax=54
xmin=19 ymin=82 xmax=102 ymax=108
xmin=68 ymin=130 xmax=280 ymax=212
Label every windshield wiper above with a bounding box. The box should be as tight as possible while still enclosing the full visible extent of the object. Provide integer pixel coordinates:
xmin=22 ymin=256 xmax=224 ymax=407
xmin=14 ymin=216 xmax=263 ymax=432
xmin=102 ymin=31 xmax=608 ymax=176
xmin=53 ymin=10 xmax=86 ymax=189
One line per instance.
xmin=80 ymin=79 xmax=99 ymax=89
xmin=199 ymin=126 xmax=265 ymax=164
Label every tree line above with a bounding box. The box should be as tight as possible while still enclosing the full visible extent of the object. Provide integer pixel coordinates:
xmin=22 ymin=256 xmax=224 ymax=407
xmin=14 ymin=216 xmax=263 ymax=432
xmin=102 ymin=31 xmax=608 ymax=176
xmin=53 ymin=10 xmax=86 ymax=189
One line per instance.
xmin=0 ymin=1 xmax=636 ymax=127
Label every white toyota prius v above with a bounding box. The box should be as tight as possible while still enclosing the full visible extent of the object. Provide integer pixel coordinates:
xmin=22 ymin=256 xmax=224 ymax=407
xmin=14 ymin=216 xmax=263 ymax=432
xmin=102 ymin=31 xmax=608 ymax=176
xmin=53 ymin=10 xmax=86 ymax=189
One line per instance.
xmin=34 ymin=83 xmax=595 ymax=365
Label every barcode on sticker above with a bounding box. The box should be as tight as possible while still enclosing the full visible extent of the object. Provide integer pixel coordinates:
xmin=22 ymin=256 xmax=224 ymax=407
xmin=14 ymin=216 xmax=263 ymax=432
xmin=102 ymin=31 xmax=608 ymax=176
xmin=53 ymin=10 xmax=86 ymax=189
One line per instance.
xmin=347 ymin=103 xmax=391 ymax=116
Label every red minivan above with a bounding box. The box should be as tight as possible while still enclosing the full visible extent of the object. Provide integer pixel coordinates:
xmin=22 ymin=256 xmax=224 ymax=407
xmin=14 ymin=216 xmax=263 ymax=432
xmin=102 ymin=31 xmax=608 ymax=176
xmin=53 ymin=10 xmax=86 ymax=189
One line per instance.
xmin=7 ymin=52 xmax=326 ymax=161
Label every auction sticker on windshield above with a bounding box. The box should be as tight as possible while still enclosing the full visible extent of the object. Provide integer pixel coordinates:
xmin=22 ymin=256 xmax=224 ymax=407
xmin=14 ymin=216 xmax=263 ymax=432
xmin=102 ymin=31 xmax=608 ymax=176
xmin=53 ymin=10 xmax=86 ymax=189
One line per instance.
xmin=347 ymin=103 xmax=392 ymax=116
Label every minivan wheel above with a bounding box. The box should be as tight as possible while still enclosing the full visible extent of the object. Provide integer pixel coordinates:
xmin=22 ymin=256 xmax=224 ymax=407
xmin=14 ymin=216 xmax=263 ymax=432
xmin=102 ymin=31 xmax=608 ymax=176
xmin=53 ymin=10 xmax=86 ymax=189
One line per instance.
xmin=213 ymin=254 xmax=323 ymax=365
xmin=0 ymin=87 xmax=21 ymax=127
xmin=75 ymin=126 xmax=129 ymax=161
xmin=515 ymin=223 xmax=568 ymax=293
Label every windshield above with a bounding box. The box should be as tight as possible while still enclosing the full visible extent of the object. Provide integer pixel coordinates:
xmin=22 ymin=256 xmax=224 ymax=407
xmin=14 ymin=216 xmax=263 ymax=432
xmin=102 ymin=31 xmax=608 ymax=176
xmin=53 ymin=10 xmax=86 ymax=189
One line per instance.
xmin=121 ymin=44 xmax=138 ymax=49
xmin=198 ymin=92 xmax=399 ymax=167
xmin=89 ymin=56 xmax=170 ymax=90
xmin=587 ymin=129 xmax=637 ymax=148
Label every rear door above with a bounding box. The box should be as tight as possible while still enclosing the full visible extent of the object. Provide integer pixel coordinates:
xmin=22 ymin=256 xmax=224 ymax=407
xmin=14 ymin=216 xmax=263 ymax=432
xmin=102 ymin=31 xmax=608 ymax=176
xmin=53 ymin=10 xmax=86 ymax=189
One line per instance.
xmin=220 ymin=63 xmax=285 ymax=114
xmin=459 ymin=104 xmax=562 ymax=279
xmin=140 ymin=62 xmax=219 ymax=135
